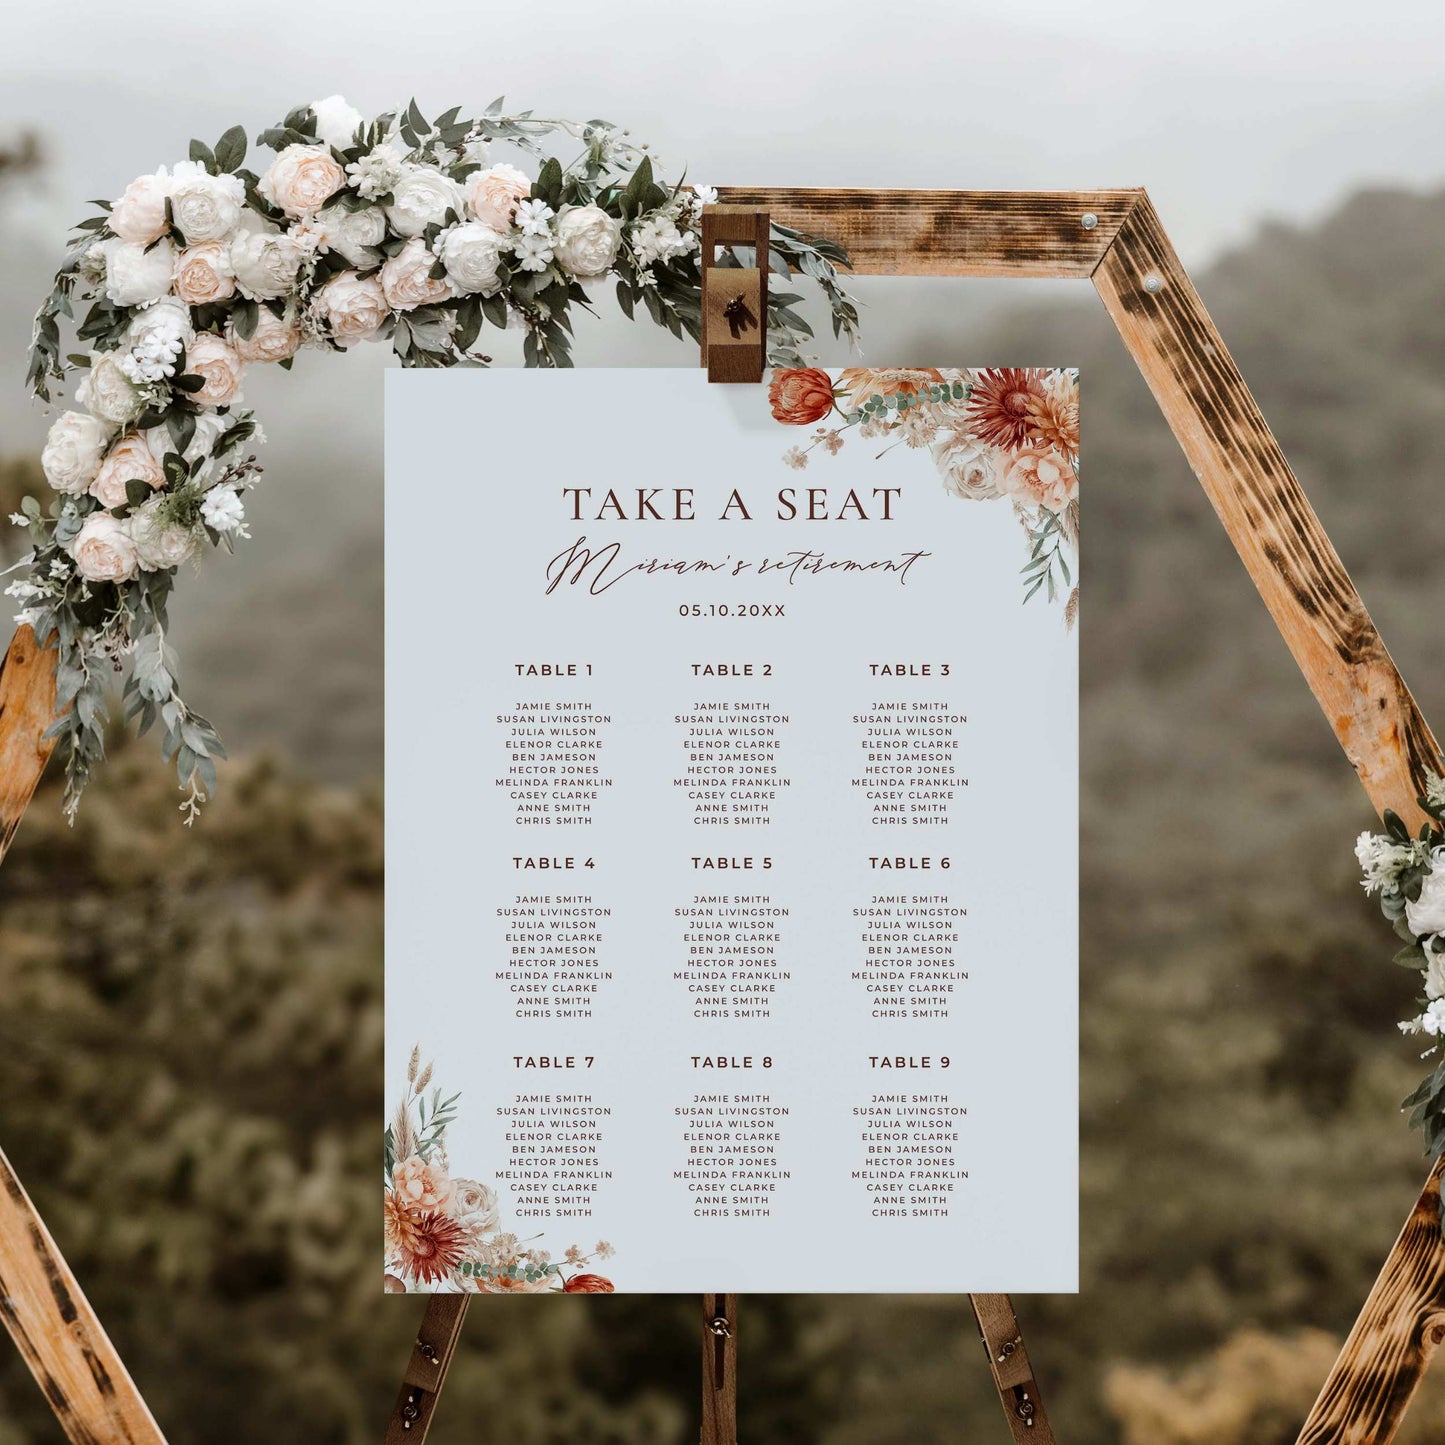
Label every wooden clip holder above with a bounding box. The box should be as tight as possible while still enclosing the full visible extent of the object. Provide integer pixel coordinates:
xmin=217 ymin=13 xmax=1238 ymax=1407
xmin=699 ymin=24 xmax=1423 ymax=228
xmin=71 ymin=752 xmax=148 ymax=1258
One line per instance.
xmin=700 ymin=205 xmax=769 ymax=383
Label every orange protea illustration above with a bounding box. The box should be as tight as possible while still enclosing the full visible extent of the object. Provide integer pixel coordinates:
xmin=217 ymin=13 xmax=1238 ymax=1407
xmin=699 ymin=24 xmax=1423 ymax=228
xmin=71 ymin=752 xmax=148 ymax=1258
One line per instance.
xmin=965 ymin=367 xmax=1048 ymax=450
xmin=563 ymin=1273 xmax=616 ymax=1293
xmin=386 ymin=1192 xmax=468 ymax=1285
xmin=1026 ymin=371 xmax=1079 ymax=461
xmin=768 ymin=367 xmax=836 ymax=425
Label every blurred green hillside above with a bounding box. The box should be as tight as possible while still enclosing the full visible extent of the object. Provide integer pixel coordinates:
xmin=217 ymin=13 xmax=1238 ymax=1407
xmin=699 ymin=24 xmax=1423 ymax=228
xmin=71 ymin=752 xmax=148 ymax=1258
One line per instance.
xmin=4 ymin=183 xmax=1445 ymax=1442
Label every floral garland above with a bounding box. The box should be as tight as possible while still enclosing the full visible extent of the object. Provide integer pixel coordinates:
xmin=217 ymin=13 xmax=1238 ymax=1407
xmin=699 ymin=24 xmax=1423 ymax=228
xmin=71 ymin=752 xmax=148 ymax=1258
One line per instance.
xmin=767 ymin=366 xmax=1079 ymax=621
xmin=1357 ymin=773 xmax=1445 ymax=1203
xmin=384 ymin=1048 xmax=615 ymax=1293
xmin=16 ymin=97 xmax=859 ymax=824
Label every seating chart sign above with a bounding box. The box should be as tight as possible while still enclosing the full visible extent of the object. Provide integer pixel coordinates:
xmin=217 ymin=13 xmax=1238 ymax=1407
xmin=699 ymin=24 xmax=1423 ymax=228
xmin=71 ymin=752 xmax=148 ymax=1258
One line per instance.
xmin=384 ymin=366 xmax=1079 ymax=1294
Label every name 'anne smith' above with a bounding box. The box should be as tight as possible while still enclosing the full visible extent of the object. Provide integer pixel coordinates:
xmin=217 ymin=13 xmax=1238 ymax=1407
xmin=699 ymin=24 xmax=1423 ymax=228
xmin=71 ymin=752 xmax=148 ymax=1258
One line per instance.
xmin=544 ymin=536 xmax=934 ymax=596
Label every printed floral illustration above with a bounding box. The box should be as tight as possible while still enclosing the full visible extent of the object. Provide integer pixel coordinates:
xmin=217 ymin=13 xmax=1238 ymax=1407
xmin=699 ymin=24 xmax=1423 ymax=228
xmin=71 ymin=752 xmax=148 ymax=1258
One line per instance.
xmin=769 ymin=366 xmax=1080 ymax=625
xmin=384 ymin=1046 xmax=616 ymax=1293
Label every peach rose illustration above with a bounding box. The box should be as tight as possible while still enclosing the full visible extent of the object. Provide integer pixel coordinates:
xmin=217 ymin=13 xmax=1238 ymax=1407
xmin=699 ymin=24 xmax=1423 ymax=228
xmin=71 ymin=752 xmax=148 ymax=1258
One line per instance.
xmin=836 ymin=366 xmax=945 ymax=411
xmin=768 ymin=368 xmax=835 ymax=425
xmin=1001 ymin=446 xmax=1077 ymax=514
xmin=563 ymin=1273 xmax=615 ymax=1293
xmin=391 ymin=1155 xmax=456 ymax=1213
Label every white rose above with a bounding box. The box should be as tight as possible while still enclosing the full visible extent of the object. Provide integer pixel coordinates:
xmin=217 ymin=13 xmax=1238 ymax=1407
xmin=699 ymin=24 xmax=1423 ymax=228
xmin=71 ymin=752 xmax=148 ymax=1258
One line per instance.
xmin=90 ymin=432 xmax=167 ymax=510
xmin=1407 ymin=853 xmax=1445 ymax=939
xmin=109 ymin=172 xmax=171 ymax=245
xmin=309 ymin=95 xmax=364 ymax=152
xmin=77 ymin=354 xmax=146 ymax=426
xmin=127 ymin=297 xmax=193 ymax=352
xmin=229 ymin=220 xmax=304 ymax=300
xmin=552 ymin=204 xmax=621 ymax=278
xmin=464 ymin=164 xmax=531 ymax=231
xmin=184 ymin=333 xmax=246 ymax=407
xmin=259 ymin=143 xmax=346 ymax=217
xmin=436 ymin=221 xmax=505 ymax=294
xmin=42 ymin=412 xmax=112 ymax=495
xmin=313 ymin=271 xmax=389 ymax=347
xmin=381 ymin=237 xmax=453 ymax=311
xmin=68 ymin=511 xmax=139 ymax=583
xmin=172 ymin=242 xmax=236 ymax=305
xmin=315 ymin=203 xmax=387 ymax=268
xmin=168 ymin=167 xmax=245 ymax=243
xmin=231 ymin=306 xmax=301 ymax=364
xmin=104 ymin=237 xmax=176 ymax=307
xmin=129 ymin=496 xmax=199 ymax=572
xmin=387 ymin=166 xmax=465 ymax=238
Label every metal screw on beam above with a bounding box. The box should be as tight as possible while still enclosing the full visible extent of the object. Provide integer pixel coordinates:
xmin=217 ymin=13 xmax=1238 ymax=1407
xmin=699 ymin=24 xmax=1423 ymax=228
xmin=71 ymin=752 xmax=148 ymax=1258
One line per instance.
xmin=401 ymin=1389 xmax=421 ymax=1430
xmin=416 ymin=1340 xmax=440 ymax=1365
xmin=708 ymin=1315 xmax=733 ymax=1339
xmin=1143 ymin=273 xmax=1164 ymax=293
xmin=1080 ymin=212 xmax=1098 ymax=230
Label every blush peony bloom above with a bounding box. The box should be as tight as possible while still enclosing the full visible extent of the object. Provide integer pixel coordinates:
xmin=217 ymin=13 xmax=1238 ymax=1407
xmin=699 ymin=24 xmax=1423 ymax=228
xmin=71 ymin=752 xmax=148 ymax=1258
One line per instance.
xmin=129 ymin=496 xmax=200 ymax=572
xmin=464 ymin=164 xmax=532 ymax=231
xmin=314 ymin=271 xmax=389 ymax=347
xmin=381 ymin=237 xmax=453 ymax=311
xmin=1001 ymin=445 xmax=1078 ymax=514
xmin=77 ymin=354 xmax=146 ymax=427
xmin=435 ymin=222 xmax=506 ymax=295
xmin=109 ymin=172 xmax=171 ymax=245
xmin=315 ymin=203 xmax=387 ymax=269
xmin=391 ymin=1155 xmax=456 ymax=1213
xmin=231 ymin=307 xmax=301 ymax=364
xmin=563 ymin=1273 xmax=615 ymax=1293
xmin=768 ymin=368 xmax=835 ymax=425
xmin=168 ymin=166 xmax=245 ymax=244
xmin=91 ymin=432 xmax=166 ymax=509
xmin=966 ymin=367 xmax=1048 ymax=451
xmin=173 ymin=242 xmax=236 ymax=305
xmin=229 ymin=223 xmax=305 ymax=301
xmin=68 ymin=512 xmax=139 ymax=583
xmin=1407 ymin=853 xmax=1445 ymax=939
xmin=387 ymin=166 xmax=466 ymax=238
xmin=259 ymin=143 xmax=346 ymax=217
xmin=183 ymin=334 xmax=246 ymax=407
xmin=104 ymin=238 xmax=177 ymax=307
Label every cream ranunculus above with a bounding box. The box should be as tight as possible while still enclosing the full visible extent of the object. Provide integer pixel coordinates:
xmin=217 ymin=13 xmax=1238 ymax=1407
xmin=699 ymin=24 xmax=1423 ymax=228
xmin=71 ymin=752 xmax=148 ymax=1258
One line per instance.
xmin=109 ymin=172 xmax=171 ymax=245
xmin=435 ymin=221 xmax=505 ymax=294
xmin=381 ymin=237 xmax=453 ymax=311
xmin=42 ymin=411 xmax=113 ymax=495
xmin=1407 ymin=853 xmax=1445 ymax=939
xmin=168 ymin=166 xmax=245 ymax=243
xmin=451 ymin=1179 xmax=500 ymax=1241
xmin=77 ymin=354 xmax=146 ymax=426
xmin=259 ymin=143 xmax=346 ymax=217
xmin=184 ymin=333 xmax=246 ymax=407
xmin=231 ymin=306 xmax=301 ymax=364
xmin=68 ymin=511 xmax=139 ymax=583
xmin=172 ymin=242 xmax=236 ymax=305
xmin=103 ymin=237 xmax=177 ymax=307
xmin=552 ymin=204 xmax=621 ymax=278
xmin=129 ymin=496 xmax=200 ymax=572
xmin=387 ymin=166 xmax=466 ymax=238
xmin=90 ymin=432 xmax=167 ymax=510
xmin=315 ymin=203 xmax=387 ymax=269
xmin=932 ymin=431 xmax=1003 ymax=501
xmin=464 ymin=163 xmax=531 ymax=231
xmin=313 ymin=271 xmax=389 ymax=347
xmin=229 ymin=221 xmax=305 ymax=300
xmin=309 ymin=95 xmax=364 ymax=152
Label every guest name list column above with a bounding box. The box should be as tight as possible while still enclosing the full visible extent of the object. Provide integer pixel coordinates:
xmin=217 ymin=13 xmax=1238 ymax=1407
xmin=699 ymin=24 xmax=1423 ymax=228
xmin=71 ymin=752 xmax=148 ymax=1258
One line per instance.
xmin=386 ymin=370 xmax=1078 ymax=1293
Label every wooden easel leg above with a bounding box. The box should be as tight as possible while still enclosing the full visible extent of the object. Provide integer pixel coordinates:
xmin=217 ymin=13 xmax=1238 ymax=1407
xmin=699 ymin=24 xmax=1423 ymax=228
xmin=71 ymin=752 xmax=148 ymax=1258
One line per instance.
xmin=384 ymin=1294 xmax=470 ymax=1444
xmin=701 ymin=1292 xmax=738 ymax=1445
xmin=972 ymin=1294 xmax=1056 ymax=1443
xmin=1294 ymin=1160 xmax=1445 ymax=1444
xmin=0 ymin=1144 xmax=167 ymax=1444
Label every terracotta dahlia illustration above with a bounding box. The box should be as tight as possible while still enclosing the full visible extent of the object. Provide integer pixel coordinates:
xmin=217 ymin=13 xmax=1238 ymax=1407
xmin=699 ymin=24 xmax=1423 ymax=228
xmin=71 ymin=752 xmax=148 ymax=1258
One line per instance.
xmin=965 ymin=367 xmax=1048 ymax=450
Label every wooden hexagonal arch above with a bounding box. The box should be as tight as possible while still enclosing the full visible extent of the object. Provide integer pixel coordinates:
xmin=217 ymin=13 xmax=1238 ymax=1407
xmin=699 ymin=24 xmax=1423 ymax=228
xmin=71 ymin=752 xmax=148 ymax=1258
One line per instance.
xmin=0 ymin=187 xmax=1440 ymax=1445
